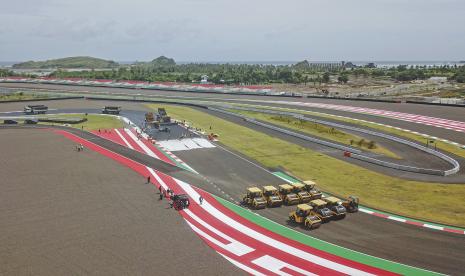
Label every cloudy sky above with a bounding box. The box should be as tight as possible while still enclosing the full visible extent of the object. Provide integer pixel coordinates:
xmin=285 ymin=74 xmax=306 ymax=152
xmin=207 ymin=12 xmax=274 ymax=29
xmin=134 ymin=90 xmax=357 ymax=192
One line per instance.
xmin=1 ymin=0 xmax=464 ymax=62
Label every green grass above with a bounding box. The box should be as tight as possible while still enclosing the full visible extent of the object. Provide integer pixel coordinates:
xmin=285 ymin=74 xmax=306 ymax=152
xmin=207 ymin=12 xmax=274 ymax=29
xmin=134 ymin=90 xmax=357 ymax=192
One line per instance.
xmin=0 ymin=92 xmax=48 ymax=101
xmin=37 ymin=114 xmax=123 ymax=131
xmin=146 ymin=103 xmax=465 ymax=227
xmin=232 ymin=110 xmax=401 ymax=159
xmin=225 ymin=103 xmax=465 ymax=159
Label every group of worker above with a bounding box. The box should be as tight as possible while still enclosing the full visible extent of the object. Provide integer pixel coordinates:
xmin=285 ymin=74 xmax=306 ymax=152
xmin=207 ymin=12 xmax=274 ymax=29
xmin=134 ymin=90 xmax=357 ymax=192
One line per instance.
xmin=147 ymin=175 xmax=203 ymax=208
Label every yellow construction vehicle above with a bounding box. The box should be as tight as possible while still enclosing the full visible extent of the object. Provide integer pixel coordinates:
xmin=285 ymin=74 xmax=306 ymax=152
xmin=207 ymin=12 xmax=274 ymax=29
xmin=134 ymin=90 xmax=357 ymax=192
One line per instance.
xmin=262 ymin=186 xmax=283 ymax=207
xmin=242 ymin=187 xmax=267 ymax=209
xmin=288 ymin=204 xmax=322 ymax=230
xmin=309 ymin=199 xmax=333 ymax=222
xmin=290 ymin=182 xmax=312 ymax=203
xmin=342 ymin=196 xmax=359 ymax=213
xmin=278 ymin=184 xmax=300 ymax=205
xmin=303 ymin=180 xmax=323 ymax=199
xmin=323 ymin=196 xmax=347 ymax=219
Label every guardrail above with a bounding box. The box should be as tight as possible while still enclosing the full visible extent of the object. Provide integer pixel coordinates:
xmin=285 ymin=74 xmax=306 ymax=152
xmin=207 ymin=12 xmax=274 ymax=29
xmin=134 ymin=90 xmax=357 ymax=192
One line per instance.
xmin=209 ymin=106 xmax=460 ymax=176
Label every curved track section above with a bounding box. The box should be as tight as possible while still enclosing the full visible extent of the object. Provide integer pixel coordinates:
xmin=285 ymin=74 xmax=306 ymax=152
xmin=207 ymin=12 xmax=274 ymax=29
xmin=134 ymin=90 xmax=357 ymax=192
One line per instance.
xmin=212 ymin=106 xmax=460 ymax=176
xmin=51 ymin=127 xmax=439 ymax=275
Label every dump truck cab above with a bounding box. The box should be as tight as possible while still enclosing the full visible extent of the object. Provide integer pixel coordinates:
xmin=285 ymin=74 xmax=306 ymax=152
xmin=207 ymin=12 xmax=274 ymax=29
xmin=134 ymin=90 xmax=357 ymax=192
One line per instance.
xmin=24 ymin=105 xmax=48 ymax=114
xmin=278 ymin=184 xmax=300 ymax=205
xmin=102 ymin=106 xmax=121 ymax=114
xmin=323 ymin=196 xmax=347 ymax=219
xmin=242 ymin=187 xmax=267 ymax=209
xmin=342 ymin=196 xmax=359 ymax=213
xmin=262 ymin=186 xmax=283 ymax=207
xmin=288 ymin=204 xmax=322 ymax=229
xmin=290 ymin=182 xmax=312 ymax=203
xmin=303 ymin=180 xmax=323 ymax=199
xmin=310 ymin=199 xmax=333 ymax=222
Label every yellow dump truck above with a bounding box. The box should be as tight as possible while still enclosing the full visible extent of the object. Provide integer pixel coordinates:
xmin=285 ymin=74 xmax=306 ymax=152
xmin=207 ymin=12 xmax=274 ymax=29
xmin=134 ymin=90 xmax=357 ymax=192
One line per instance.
xmin=309 ymin=199 xmax=333 ymax=222
xmin=323 ymin=196 xmax=347 ymax=219
xmin=290 ymin=182 xmax=312 ymax=203
xmin=278 ymin=184 xmax=300 ymax=205
xmin=242 ymin=187 xmax=267 ymax=209
xmin=262 ymin=186 xmax=283 ymax=207
xmin=303 ymin=180 xmax=323 ymax=199
xmin=288 ymin=204 xmax=322 ymax=230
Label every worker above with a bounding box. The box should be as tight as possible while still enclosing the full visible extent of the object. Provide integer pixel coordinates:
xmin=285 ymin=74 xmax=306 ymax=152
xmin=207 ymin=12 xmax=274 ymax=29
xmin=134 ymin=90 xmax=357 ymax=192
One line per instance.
xmin=147 ymin=176 xmax=151 ymax=184
xmin=199 ymin=196 xmax=204 ymax=205
xmin=158 ymin=186 xmax=162 ymax=193
xmin=169 ymin=199 xmax=174 ymax=208
xmin=79 ymin=144 xmax=84 ymax=151
xmin=159 ymin=192 xmax=163 ymax=201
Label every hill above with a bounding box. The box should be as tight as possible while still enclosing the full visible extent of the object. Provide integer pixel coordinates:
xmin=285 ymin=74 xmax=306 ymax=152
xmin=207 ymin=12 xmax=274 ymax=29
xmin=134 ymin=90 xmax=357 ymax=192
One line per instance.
xmin=12 ymin=56 xmax=119 ymax=69
xmin=149 ymin=56 xmax=176 ymax=66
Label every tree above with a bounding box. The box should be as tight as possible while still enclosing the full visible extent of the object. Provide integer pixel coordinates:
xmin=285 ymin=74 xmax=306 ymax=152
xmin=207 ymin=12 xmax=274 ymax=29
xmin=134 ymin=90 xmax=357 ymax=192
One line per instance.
xmin=338 ymin=74 xmax=349 ymax=83
xmin=322 ymin=72 xmax=330 ymax=83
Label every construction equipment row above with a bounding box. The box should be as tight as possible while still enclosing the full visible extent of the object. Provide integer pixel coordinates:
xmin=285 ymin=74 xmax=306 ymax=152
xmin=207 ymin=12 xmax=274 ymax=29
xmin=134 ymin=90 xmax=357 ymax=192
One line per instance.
xmin=242 ymin=181 xmax=359 ymax=230
xmin=242 ymin=181 xmax=323 ymax=209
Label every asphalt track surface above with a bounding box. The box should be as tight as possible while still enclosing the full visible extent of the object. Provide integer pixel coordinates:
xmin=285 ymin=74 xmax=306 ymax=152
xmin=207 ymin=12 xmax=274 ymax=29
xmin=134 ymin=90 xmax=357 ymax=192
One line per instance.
xmin=2 ymin=99 xmax=463 ymax=183
xmin=0 ymin=128 xmax=241 ymax=275
xmin=1 ymin=87 xmax=465 ymax=273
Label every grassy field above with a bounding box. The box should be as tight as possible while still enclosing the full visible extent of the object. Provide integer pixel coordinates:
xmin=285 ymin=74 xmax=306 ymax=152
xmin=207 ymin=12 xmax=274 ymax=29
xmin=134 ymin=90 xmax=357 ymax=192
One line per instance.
xmin=232 ymin=110 xmax=400 ymax=159
xmin=224 ymin=102 xmax=465 ymax=159
xmin=0 ymin=92 xmax=48 ymax=101
xmin=37 ymin=114 xmax=123 ymax=131
xmin=146 ymin=103 xmax=465 ymax=226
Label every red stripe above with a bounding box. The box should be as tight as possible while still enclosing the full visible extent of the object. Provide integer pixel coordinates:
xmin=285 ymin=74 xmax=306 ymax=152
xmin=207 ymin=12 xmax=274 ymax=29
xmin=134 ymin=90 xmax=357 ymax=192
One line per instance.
xmin=443 ymin=228 xmax=464 ymax=234
xmin=118 ymin=129 xmax=145 ymax=152
xmin=188 ymin=185 xmax=398 ymax=275
xmin=129 ymin=129 xmax=176 ymax=165
xmin=53 ymin=129 xmax=398 ymax=275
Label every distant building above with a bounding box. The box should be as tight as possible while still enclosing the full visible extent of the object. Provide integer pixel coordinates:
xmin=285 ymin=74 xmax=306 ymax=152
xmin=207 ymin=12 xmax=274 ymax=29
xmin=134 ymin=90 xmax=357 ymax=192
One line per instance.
xmin=366 ymin=63 xmax=376 ymax=68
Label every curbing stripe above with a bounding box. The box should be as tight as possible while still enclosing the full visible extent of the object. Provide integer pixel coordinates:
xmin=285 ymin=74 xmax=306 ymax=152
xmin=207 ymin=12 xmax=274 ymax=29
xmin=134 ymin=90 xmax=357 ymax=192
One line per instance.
xmin=272 ymin=172 xmax=465 ymax=235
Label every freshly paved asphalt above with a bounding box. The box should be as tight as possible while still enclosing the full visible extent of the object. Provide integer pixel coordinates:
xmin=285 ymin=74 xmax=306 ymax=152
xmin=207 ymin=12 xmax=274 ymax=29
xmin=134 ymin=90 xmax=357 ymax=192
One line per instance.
xmin=0 ymin=128 xmax=241 ymax=275
xmin=1 ymin=84 xmax=465 ymax=274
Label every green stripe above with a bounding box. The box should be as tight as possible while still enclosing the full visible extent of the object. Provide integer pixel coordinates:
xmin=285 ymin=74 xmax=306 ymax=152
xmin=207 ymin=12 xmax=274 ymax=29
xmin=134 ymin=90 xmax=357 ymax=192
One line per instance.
xmin=272 ymin=172 xmax=465 ymax=232
xmin=214 ymin=195 xmax=441 ymax=275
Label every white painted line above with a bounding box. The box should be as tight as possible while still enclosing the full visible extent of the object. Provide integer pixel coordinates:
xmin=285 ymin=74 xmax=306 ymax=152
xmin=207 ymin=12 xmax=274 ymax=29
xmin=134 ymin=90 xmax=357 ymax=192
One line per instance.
xmin=124 ymin=128 xmax=160 ymax=159
xmin=173 ymin=178 xmax=376 ymax=276
xmin=184 ymin=209 xmax=254 ymax=256
xmin=423 ymin=224 xmax=444 ymax=231
xmin=114 ymin=129 xmax=134 ymax=149
xmin=147 ymin=168 xmax=168 ymax=190
xmin=219 ymin=253 xmax=267 ymax=276
xmin=252 ymin=255 xmax=317 ymax=276
xmin=358 ymin=208 xmax=374 ymax=214
xmin=387 ymin=216 xmax=407 ymax=223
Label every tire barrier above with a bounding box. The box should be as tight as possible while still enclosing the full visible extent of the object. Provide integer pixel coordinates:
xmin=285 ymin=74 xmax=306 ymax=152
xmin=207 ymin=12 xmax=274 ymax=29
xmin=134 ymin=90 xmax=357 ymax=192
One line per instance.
xmin=208 ymin=106 xmax=460 ymax=176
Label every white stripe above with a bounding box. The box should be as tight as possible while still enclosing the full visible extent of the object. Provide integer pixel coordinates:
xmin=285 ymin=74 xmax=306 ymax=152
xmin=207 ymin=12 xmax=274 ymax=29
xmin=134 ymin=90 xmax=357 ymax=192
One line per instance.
xmin=358 ymin=208 xmax=374 ymax=214
xmin=114 ymin=129 xmax=133 ymax=149
xmin=252 ymin=255 xmax=317 ymax=276
xmin=387 ymin=216 xmax=407 ymax=223
xmin=423 ymin=224 xmax=444 ymax=231
xmin=219 ymin=253 xmax=267 ymax=276
xmin=124 ymin=128 xmax=160 ymax=159
xmin=172 ymin=177 xmax=375 ymax=276
xmin=183 ymin=214 xmax=254 ymax=256
xmin=147 ymin=168 xmax=168 ymax=190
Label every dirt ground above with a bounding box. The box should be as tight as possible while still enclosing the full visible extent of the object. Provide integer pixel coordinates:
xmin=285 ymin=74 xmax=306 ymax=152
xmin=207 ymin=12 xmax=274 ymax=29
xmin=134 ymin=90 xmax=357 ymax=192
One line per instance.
xmin=0 ymin=128 xmax=241 ymax=275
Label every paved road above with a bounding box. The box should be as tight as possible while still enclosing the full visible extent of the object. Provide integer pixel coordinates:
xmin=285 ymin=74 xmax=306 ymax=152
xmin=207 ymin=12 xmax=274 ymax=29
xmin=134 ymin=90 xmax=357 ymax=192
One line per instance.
xmin=0 ymin=127 xmax=241 ymax=275
xmin=2 ymin=86 xmax=465 ymax=274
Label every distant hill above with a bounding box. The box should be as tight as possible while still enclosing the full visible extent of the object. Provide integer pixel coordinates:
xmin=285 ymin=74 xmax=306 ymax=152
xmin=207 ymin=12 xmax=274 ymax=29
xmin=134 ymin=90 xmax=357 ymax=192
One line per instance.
xmin=293 ymin=60 xmax=310 ymax=69
xmin=149 ymin=56 xmax=176 ymax=66
xmin=12 ymin=56 xmax=119 ymax=69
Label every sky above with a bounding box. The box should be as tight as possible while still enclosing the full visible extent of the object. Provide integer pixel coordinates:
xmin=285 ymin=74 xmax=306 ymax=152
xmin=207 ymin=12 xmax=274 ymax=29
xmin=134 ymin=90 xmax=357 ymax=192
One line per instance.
xmin=1 ymin=0 xmax=464 ymax=62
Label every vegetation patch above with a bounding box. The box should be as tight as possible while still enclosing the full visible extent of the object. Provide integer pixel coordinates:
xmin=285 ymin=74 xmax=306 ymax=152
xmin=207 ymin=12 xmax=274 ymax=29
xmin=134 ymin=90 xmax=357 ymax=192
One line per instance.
xmin=37 ymin=114 xmax=123 ymax=130
xmin=0 ymin=91 xmax=49 ymax=101
xmin=231 ymin=110 xmax=400 ymax=159
xmin=146 ymin=103 xmax=465 ymax=227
